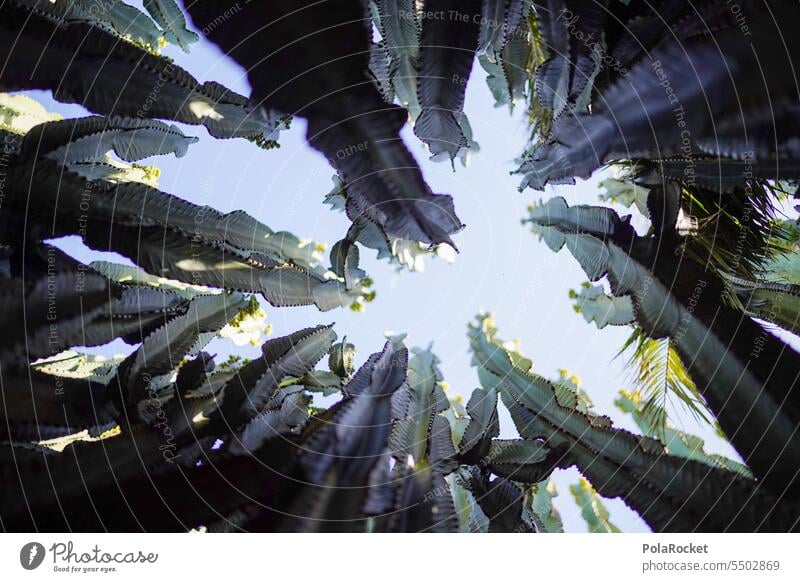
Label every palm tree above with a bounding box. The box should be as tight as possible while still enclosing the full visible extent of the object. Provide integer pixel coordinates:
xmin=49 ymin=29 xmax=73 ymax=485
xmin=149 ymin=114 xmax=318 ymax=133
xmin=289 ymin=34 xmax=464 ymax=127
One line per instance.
xmin=1 ymin=0 xmax=799 ymax=532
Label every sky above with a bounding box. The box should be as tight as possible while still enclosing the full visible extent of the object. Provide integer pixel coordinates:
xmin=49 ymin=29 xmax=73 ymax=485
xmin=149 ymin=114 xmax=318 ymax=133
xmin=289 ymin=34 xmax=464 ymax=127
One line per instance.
xmin=28 ymin=9 xmax=784 ymax=533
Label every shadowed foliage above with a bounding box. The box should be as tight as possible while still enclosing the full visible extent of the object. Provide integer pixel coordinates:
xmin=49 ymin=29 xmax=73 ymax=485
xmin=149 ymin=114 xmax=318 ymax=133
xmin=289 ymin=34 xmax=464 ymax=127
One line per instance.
xmin=1 ymin=0 xmax=799 ymax=533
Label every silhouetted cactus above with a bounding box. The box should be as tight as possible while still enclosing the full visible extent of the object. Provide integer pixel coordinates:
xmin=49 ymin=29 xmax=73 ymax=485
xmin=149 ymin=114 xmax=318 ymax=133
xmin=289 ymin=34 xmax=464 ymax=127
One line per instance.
xmin=1 ymin=0 xmax=799 ymax=533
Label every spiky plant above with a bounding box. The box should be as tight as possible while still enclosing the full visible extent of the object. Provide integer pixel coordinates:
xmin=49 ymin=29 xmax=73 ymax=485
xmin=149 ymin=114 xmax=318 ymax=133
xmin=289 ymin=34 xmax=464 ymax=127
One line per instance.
xmin=2 ymin=0 xmax=800 ymax=533
xmin=525 ymin=195 xmax=800 ymax=501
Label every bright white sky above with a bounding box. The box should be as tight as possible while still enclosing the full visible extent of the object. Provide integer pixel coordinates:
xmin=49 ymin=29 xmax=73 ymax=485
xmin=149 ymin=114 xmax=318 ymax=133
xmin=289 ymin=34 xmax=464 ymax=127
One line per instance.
xmin=32 ymin=10 xmax=785 ymax=532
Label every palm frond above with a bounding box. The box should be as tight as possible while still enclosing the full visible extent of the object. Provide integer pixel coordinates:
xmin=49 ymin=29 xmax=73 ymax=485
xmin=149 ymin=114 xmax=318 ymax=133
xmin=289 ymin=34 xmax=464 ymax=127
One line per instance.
xmin=680 ymin=181 xmax=791 ymax=282
xmin=618 ymin=327 xmax=710 ymax=436
xmin=525 ymin=9 xmax=552 ymax=142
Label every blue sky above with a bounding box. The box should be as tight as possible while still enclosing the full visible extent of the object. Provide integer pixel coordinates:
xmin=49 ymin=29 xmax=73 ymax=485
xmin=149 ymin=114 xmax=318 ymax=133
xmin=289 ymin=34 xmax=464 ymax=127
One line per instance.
xmin=32 ymin=13 xmax=785 ymax=532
